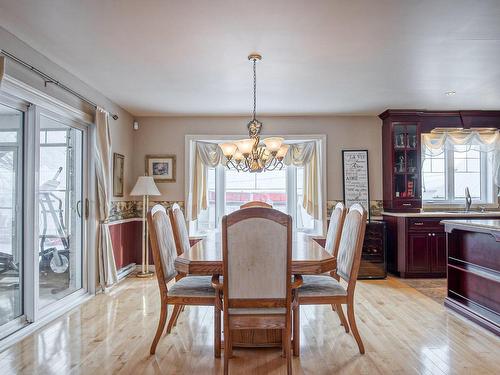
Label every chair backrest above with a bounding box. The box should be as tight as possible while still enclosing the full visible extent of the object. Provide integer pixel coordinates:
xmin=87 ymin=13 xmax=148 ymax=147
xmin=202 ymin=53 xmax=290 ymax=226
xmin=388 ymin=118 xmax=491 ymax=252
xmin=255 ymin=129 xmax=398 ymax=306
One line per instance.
xmin=147 ymin=205 xmax=179 ymax=293
xmin=240 ymin=200 xmax=273 ymax=209
xmin=324 ymin=202 xmax=347 ymax=255
xmin=336 ymin=204 xmax=367 ymax=289
xmin=222 ymin=207 xmax=292 ymax=311
xmin=169 ymin=203 xmax=191 ymax=256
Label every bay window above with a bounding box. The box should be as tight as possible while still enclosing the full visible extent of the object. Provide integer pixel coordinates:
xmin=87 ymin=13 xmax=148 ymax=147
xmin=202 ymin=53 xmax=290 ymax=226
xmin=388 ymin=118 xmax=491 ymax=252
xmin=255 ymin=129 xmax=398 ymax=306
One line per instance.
xmin=187 ymin=137 xmax=325 ymax=236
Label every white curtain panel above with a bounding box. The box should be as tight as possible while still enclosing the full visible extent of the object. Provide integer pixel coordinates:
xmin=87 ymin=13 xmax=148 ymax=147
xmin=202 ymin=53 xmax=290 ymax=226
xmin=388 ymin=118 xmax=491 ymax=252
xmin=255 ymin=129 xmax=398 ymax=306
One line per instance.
xmin=95 ymin=108 xmax=118 ymax=288
xmin=422 ymin=129 xmax=500 ymax=187
xmin=188 ymin=142 xmax=224 ymax=221
xmin=284 ymin=142 xmax=320 ymax=219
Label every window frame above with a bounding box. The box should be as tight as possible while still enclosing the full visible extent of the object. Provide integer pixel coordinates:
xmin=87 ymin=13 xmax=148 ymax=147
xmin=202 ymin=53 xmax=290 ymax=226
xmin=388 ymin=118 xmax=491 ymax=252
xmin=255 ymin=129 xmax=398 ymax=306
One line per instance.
xmin=185 ymin=135 xmax=327 ymax=236
xmin=422 ymin=144 xmax=496 ymax=206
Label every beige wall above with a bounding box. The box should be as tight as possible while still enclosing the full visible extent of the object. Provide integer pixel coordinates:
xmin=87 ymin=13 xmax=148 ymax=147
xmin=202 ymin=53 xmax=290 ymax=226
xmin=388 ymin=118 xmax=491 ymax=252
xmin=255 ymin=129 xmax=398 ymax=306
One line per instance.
xmin=0 ymin=26 xmax=135 ymax=200
xmin=132 ymin=116 xmax=382 ymax=202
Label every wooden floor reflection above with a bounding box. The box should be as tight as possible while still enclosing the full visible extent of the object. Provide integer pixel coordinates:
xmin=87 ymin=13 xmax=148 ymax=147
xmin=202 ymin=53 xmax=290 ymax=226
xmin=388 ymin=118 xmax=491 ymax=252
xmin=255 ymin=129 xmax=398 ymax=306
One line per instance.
xmin=1 ymin=276 xmax=499 ymax=374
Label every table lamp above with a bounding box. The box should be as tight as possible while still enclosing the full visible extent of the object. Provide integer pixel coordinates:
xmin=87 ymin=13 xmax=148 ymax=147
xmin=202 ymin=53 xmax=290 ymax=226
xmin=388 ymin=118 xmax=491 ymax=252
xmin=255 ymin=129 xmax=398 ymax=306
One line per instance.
xmin=131 ymin=176 xmax=161 ymax=278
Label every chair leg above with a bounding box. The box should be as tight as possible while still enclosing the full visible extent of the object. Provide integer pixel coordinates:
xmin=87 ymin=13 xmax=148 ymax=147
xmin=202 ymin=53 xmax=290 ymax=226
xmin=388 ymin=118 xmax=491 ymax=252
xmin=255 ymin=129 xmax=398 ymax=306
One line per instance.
xmin=292 ymin=305 xmax=300 ymax=356
xmin=285 ymin=325 xmax=292 ymax=375
xmin=172 ymin=304 xmax=183 ymax=327
xmin=167 ymin=305 xmax=181 ymax=334
xmin=347 ymin=302 xmax=365 ymax=354
xmin=150 ymin=303 xmax=168 ymax=355
xmin=214 ymin=305 xmax=221 ymax=358
xmin=223 ymin=326 xmax=230 ymax=375
xmin=334 ymin=303 xmax=349 ymax=333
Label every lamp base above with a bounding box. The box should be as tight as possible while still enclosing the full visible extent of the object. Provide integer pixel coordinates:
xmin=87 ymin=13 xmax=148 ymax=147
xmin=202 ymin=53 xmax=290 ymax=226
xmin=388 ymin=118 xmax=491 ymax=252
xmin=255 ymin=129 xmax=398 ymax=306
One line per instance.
xmin=136 ymin=271 xmax=155 ymax=278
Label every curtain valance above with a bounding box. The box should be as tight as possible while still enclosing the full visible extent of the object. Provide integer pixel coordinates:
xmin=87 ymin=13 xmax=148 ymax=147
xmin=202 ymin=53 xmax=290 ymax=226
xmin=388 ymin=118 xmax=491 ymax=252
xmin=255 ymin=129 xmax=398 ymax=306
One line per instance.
xmin=422 ymin=129 xmax=500 ymax=187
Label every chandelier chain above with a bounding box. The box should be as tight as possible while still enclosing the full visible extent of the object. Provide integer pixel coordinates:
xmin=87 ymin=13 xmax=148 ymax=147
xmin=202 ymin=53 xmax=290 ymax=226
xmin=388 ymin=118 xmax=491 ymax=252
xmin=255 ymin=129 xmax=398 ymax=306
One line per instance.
xmin=252 ymin=58 xmax=257 ymax=121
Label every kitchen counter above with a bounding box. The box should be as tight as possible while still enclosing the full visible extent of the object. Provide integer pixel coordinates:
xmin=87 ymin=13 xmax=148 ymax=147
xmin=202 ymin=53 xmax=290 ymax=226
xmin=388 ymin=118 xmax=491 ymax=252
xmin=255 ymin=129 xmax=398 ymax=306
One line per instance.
xmin=441 ymin=219 xmax=500 ymax=236
xmin=443 ymin=219 xmax=500 ymax=336
xmin=382 ymin=211 xmax=500 ymax=218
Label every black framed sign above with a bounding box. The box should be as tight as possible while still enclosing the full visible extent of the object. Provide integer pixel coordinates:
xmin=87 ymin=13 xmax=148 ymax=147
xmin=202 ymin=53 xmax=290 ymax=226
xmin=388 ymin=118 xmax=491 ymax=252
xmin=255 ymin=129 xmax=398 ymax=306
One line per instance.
xmin=342 ymin=150 xmax=370 ymax=219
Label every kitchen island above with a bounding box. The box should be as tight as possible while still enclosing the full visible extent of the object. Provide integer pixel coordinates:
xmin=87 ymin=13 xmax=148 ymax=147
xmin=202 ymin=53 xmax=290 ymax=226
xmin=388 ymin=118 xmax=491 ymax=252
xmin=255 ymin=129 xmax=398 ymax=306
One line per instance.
xmin=442 ymin=219 xmax=500 ymax=336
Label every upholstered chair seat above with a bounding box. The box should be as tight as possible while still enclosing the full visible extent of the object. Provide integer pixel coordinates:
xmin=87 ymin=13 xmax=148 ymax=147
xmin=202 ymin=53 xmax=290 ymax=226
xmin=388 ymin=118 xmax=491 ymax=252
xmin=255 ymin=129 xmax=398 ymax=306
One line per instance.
xmin=298 ymin=275 xmax=347 ymax=298
xmin=168 ymin=276 xmax=216 ymax=298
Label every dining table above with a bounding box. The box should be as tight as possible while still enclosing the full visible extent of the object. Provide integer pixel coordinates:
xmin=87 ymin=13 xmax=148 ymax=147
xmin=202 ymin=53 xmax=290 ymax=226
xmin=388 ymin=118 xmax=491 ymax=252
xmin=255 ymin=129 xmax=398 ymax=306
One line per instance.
xmin=174 ymin=231 xmax=337 ymax=348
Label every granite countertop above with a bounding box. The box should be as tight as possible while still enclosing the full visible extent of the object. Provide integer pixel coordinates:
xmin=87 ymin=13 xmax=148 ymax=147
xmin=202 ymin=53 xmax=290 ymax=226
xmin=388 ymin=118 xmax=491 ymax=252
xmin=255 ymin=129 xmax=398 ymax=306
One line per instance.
xmin=441 ymin=219 xmax=500 ymax=232
xmin=381 ymin=211 xmax=500 ymax=218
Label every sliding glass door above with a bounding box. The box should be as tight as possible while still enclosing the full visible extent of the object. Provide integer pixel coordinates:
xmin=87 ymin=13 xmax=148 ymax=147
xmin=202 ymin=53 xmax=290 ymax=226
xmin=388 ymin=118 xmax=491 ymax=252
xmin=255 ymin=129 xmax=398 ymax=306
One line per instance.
xmin=38 ymin=112 xmax=85 ymax=308
xmin=0 ymin=92 xmax=91 ymax=341
xmin=0 ymin=102 xmax=23 ymax=333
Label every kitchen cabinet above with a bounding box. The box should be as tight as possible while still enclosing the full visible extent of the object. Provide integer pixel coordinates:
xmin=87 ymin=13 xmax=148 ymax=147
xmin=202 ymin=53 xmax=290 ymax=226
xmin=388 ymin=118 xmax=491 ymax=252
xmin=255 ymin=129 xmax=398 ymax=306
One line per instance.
xmin=383 ymin=214 xmax=500 ymax=278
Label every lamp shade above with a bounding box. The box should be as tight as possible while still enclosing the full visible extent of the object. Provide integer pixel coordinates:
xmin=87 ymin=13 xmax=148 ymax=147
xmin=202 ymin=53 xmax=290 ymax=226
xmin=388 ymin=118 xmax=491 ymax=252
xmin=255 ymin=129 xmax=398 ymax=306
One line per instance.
xmin=235 ymin=138 xmax=255 ymax=155
xmin=219 ymin=142 xmax=238 ymax=158
xmin=130 ymin=176 xmax=161 ymax=196
xmin=263 ymin=137 xmax=284 ymax=152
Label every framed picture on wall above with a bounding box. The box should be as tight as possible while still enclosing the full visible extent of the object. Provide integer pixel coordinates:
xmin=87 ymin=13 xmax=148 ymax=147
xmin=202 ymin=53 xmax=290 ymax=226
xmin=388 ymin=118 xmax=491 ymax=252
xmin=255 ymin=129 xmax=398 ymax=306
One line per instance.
xmin=146 ymin=154 xmax=176 ymax=182
xmin=113 ymin=153 xmax=125 ymax=197
xmin=342 ymin=150 xmax=370 ymax=219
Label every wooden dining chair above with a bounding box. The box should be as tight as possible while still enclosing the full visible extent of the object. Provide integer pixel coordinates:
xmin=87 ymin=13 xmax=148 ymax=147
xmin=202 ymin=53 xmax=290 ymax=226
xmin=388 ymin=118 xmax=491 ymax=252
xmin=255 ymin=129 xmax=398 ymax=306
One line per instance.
xmin=239 ymin=200 xmax=273 ymax=209
xmin=293 ymin=204 xmax=367 ymax=356
xmin=169 ymin=203 xmax=194 ymax=256
xmin=324 ymin=202 xmax=347 ymax=255
xmin=147 ymin=204 xmax=221 ymax=357
xmin=212 ymin=207 xmax=301 ymax=375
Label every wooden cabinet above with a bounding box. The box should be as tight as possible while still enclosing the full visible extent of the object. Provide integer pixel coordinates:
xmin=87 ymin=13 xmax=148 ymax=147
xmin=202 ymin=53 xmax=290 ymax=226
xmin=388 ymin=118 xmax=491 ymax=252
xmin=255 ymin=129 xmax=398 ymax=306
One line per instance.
xmin=379 ymin=109 xmax=500 ymax=213
xmin=407 ymin=232 xmax=431 ymax=274
xmin=380 ymin=113 xmax=422 ymax=212
xmin=384 ymin=214 xmax=500 ymax=278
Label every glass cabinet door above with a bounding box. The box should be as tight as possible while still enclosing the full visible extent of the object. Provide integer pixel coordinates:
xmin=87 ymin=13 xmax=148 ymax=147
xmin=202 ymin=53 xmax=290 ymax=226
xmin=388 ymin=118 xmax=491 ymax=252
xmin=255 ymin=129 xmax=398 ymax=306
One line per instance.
xmin=393 ymin=123 xmax=420 ymax=200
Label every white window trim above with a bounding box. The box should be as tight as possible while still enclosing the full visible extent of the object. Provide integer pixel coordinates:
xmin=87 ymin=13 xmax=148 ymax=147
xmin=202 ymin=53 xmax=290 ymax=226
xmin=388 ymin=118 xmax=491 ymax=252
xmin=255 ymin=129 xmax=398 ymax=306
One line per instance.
xmin=185 ymin=134 xmax=327 ymax=236
xmin=423 ymin=145 xmax=497 ymax=208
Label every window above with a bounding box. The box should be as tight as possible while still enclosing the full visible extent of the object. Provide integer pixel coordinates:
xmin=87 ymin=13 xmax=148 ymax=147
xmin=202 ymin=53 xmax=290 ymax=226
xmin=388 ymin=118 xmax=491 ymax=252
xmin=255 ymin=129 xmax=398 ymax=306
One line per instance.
xmin=422 ymin=143 xmax=495 ymax=204
xmin=192 ymin=165 xmax=318 ymax=235
xmin=225 ymin=168 xmax=287 ymax=214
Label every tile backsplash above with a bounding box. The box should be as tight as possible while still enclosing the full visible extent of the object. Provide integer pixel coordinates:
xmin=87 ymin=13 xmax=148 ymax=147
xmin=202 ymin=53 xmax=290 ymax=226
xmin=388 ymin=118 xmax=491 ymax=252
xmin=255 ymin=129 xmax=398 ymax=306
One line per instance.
xmin=110 ymin=199 xmax=384 ymax=223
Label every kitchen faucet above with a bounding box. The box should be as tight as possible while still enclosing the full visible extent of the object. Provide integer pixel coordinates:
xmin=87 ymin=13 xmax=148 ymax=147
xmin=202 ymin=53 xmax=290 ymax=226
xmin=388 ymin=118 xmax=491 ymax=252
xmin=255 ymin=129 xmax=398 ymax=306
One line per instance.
xmin=464 ymin=187 xmax=472 ymax=212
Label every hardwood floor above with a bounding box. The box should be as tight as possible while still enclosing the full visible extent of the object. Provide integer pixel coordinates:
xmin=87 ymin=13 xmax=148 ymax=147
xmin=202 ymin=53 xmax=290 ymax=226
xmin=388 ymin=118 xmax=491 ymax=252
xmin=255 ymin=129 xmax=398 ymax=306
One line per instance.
xmin=0 ymin=276 xmax=499 ymax=374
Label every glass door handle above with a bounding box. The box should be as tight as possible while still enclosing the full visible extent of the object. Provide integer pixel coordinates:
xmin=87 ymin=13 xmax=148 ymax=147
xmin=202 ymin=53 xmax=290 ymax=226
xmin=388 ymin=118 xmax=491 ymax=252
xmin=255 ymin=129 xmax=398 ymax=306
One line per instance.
xmin=76 ymin=200 xmax=82 ymax=218
xmin=85 ymin=198 xmax=90 ymax=220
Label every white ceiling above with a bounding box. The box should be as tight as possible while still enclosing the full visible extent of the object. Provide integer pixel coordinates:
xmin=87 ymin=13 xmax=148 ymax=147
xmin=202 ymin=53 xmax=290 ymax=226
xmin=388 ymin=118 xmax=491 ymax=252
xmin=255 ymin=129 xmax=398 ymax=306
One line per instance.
xmin=0 ymin=0 xmax=499 ymax=116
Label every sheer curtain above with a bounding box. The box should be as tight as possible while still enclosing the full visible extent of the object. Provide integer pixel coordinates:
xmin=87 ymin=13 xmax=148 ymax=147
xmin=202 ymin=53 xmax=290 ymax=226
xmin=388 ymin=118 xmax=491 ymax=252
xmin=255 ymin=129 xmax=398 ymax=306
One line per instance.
xmin=284 ymin=142 xmax=320 ymax=219
xmin=187 ymin=142 xmax=224 ymax=221
xmin=95 ymin=108 xmax=118 ymax=288
xmin=422 ymin=129 xmax=500 ymax=187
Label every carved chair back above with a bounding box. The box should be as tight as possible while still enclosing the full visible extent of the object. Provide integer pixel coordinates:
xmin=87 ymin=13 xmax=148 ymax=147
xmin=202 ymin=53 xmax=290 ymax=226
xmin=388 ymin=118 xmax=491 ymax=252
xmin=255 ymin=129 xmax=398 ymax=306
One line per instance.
xmin=169 ymin=203 xmax=191 ymax=255
xmin=147 ymin=205 xmax=179 ymax=295
xmin=222 ymin=207 xmax=292 ymax=313
xmin=239 ymin=201 xmax=273 ymax=209
xmin=324 ymin=202 xmax=347 ymax=256
xmin=336 ymin=204 xmax=367 ymax=293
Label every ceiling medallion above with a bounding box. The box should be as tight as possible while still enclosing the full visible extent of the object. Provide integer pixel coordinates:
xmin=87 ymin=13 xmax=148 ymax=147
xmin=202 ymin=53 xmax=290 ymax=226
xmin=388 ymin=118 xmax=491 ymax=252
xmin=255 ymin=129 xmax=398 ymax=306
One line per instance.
xmin=219 ymin=53 xmax=289 ymax=172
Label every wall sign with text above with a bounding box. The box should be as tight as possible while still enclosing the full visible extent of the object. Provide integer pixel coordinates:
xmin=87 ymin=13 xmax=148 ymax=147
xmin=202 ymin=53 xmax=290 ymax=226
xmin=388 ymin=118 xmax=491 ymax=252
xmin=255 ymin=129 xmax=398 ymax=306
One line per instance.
xmin=342 ymin=150 xmax=370 ymax=219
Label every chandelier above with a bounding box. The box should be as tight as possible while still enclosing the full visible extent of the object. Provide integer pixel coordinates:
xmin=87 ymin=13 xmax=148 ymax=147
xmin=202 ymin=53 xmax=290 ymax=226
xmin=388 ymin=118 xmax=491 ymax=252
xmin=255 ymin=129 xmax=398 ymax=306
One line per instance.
xmin=219 ymin=53 xmax=289 ymax=172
